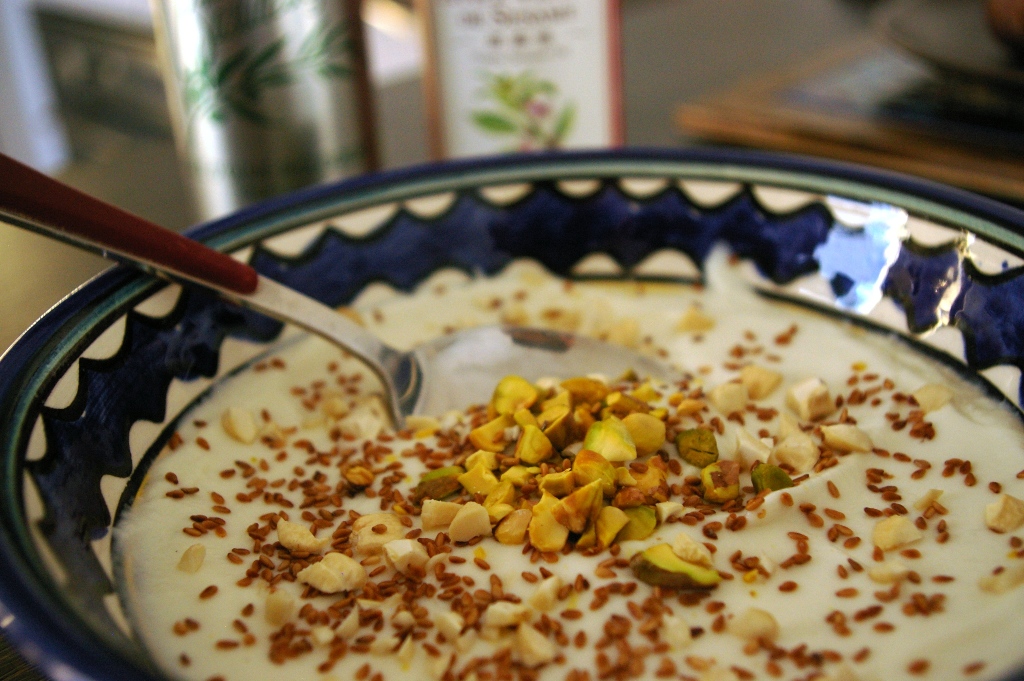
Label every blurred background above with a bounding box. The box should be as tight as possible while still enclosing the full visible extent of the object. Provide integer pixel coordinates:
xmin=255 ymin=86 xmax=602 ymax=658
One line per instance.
xmin=0 ymin=0 xmax=1022 ymax=348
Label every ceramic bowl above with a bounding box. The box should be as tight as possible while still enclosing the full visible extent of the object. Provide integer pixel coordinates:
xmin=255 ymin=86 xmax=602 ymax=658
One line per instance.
xmin=2 ymin=149 xmax=1024 ymax=681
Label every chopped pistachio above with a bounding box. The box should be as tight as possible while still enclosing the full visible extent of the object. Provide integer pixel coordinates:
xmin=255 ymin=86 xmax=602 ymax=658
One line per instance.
xmin=572 ymin=449 xmax=617 ymax=497
xmin=630 ymin=543 xmax=721 ymax=589
xmin=561 ymin=376 xmax=610 ymax=405
xmin=501 ymin=465 xmax=538 ymax=487
xmin=457 ymin=463 xmax=500 ymax=495
xmin=465 ymin=449 xmax=498 ymax=471
xmin=675 ymin=428 xmax=719 ymax=468
xmin=615 ymin=505 xmax=658 ymax=542
xmin=515 ymin=424 xmax=555 ymax=464
xmin=750 ymin=463 xmax=793 ymax=494
xmin=595 ymin=505 xmax=631 ymax=548
xmin=413 ymin=466 xmax=465 ymax=502
xmin=538 ymin=469 xmax=576 ymax=497
xmin=583 ymin=417 xmax=637 ymax=462
xmin=490 ymin=375 xmax=538 ymax=415
xmin=494 ymin=508 xmax=532 ymax=545
xmin=551 ymin=480 xmax=604 ymax=533
xmin=700 ymin=460 xmax=741 ymax=504
xmin=469 ymin=413 xmax=516 ymax=452
xmin=622 ymin=412 xmax=666 ymax=456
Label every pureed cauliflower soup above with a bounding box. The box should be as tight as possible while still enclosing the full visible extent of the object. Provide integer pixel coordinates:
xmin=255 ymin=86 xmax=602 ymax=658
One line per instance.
xmin=116 ymin=252 xmax=1024 ymax=681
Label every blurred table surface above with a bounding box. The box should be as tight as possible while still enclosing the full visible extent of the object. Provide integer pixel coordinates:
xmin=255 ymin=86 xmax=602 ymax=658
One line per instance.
xmin=0 ymin=0 xmax=901 ymax=679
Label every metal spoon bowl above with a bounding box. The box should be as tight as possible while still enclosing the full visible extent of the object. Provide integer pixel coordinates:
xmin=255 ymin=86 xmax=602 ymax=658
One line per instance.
xmin=0 ymin=153 xmax=677 ymax=425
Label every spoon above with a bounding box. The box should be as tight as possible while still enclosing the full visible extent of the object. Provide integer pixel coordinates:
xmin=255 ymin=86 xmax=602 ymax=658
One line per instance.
xmin=0 ymin=153 xmax=675 ymax=424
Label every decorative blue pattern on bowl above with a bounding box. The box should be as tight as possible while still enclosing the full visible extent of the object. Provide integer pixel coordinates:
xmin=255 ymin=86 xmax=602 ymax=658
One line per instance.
xmin=2 ymin=148 xmax=1024 ymax=681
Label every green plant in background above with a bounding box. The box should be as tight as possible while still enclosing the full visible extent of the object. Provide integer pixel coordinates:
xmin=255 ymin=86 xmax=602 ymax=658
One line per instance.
xmin=471 ymin=72 xmax=576 ymax=151
xmin=182 ymin=19 xmax=353 ymax=126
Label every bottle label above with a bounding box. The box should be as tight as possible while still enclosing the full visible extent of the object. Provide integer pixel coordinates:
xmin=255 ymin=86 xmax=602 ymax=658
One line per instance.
xmin=424 ymin=0 xmax=622 ymax=157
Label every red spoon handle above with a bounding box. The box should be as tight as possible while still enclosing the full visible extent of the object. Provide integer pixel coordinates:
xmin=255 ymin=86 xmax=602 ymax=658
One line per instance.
xmin=0 ymin=153 xmax=258 ymax=295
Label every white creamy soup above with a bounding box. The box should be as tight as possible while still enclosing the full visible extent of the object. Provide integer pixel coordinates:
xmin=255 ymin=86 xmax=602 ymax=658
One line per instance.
xmin=116 ymin=256 xmax=1024 ymax=681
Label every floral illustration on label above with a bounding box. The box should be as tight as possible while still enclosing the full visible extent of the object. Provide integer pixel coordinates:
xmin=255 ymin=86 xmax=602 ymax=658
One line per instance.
xmin=471 ymin=71 xmax=576 ymax=151
xmin=182 ymin=19 xmax=353 ymax=127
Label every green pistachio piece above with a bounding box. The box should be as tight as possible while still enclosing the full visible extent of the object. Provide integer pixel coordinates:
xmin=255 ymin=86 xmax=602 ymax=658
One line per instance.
xmin=750 ymin=463 xmax=794 ymax=493
xmin=583 ymin=417 xmax=637 ymax=463
xmin=491 ymin=375 xmax=538 ymax=415
xmin=515 ymin=424 xmax=554 ymax=464
xmin=412 ymin=466 xmax=465 ymax=502
xmin=675 ymin=428 xmax=719 ymax=468
xmin=615 ymin=505 xmax=658 ymax=542
xmin=700 ymin=460 xmax=741 ymax=504
xmin=571 ymin=449 xmax=617 ymax=497
xmin=630 ymin=543 xmax=721 ymax=589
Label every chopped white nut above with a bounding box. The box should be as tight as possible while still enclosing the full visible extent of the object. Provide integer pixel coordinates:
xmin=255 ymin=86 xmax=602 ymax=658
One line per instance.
xmin=421 ymin=499 xmax=463 ymax=530
xmin=985 ymin=494 xmax=1024 ymax=533
xmin=482 ymin=601 xmax=532 ymax=629
xmin=699 ymin=666 xmax=741 ymax=681
xmin=786 ymin=377 xmax=835 ymax=421
xmin=448 ymin=502 xmax=492 ymax=543
xmin=913 ymin=489 xmax=944 ymax=512
xmin=740 ymin=365 xmax=783 ymax=400
xmin=912 ymin=383 xmax=954 ymax=413
xmin=384 ymin=538 xmax=429 ymax=575
xmin=655 ymin=501 xmax=685 ymax=524
xmin=405 ymin=415 xmax=440 ymax=436
xmin=455 ymin=630 xmax=477 ymax=654
xmin=276 ymin=519 xmax=329 ymax=553
xmin=820 ymin=424 xmax=873 ymax=453
xmin=735 ymin=427 xmax=771 ymax=465
xmin=336 ymin=608 xmax=361 ymax=639
xmin=661 ymin=614 xmax=693 ymax=650
xmin=868 ymin=560 xmax=911 ymax=584
xmin=221 ymin=406 xmax=258 ymax=444
xmin=672 ymin=532 xmax=714 ymax=568
xmin=397 ymin=634 xmax=416 ymax=664
xmin=776 ymin=411 xmax=802 ymax=439
xmin=264 ymin=590 xmax=296 ymax=626
xmin=392 ymin=610 xmax=417 ymax=630
xmin=527 ymin=575 xmax=564 ymax=612
xmin=873 ymin=515 xmax=923 ymax=551
xmin=675 ymin=305 xmax=715 ymax=333
xmin=429 ymin=652 xmax=455 ymax=680
xmin=727 ymin=607 xmax=779 ymax=643
xmin=321 ymin=395 xmax=349 ymax=419
xmin=979 ymin=563 xmax=1024 ymax=594
xmin=770 ymin=431 xmax=819 ymax=474
xmin=708 ymin=381 xmax=747 ymax=415
xmin=297 ymin=552 xmax=368 ymax=593
xmin=513 ymin=624 xmax=556 ymax=668
xmin=370 ymin=635 xmax=401 ymax=655
xmin=311 ymin=625 xmax=336 ymax=646
xmin=339 ymin=395 xmax=390 ymax=438
xmin=176 ymin=543 xmax=206 ymax=573
xmin=352 ymin=512 xmax=405 ymax=555
xmin=757 ymin=553 xmax=775 ymax=576
xmin=435 ymin=611 xmax=464 ymax=642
